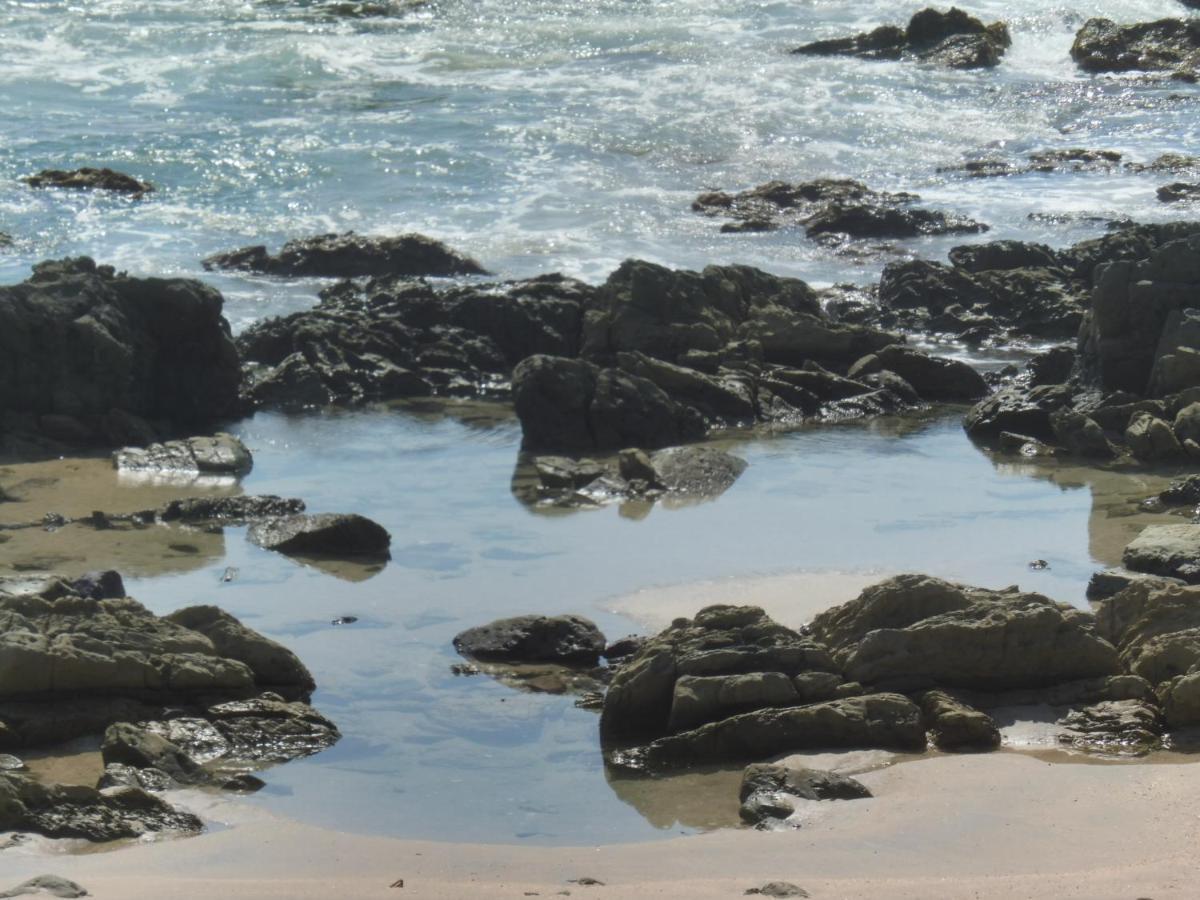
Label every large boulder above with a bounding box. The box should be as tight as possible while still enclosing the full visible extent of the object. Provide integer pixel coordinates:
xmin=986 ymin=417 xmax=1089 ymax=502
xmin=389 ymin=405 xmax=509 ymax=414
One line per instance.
xmin=453 ymin=615 xmax=607 ymax=666
xmin=203 ymin=231 xmax=488 ymax=278
xmin=0 ymin=258 xmax=241 ymax=444
xmin=512 ymin=355 xmax=706 ymax=451
xmin=1095 ymin=581 xmax=1200 ymax=684
xmin=1071 ymin=18 xmax=1200 ymax=77
xmin=600 ymin=605 xmax=837 ymax=742
xmin=807 ymin=574 xmax=1120 ymax=691
xmin=849 ymin=344 xmax=987 ymax=401
xmin=113 ymin=433 xmax=253 ymax=477
xmin=165 ymin=605 xmax=316 ymax=692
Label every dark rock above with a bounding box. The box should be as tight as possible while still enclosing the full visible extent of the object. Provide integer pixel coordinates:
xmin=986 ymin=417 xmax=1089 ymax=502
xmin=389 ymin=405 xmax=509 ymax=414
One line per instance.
xmin=246 ymin=513 xmax=391 ymax=558
xmin=97 ymin=762 xmax=176 ymax=792
xmin=918 ymin=690 xmax=1000 ymax=750
xmin=739 ymin=762 xmax=871 ymax=827
xmin=668 ymin=672 xmax=799 ymax=733
xmin=22 ymin=167 xmax=153 ymax=196
xmin=203 ymin=695 xmax=340 ymax=763
xmin=157 ymin=495 xmax=306 ymax=523
xmin=453 ymin=615 xmax=607 ymax=666
xmin=512 ymin=355 xmax=705 ymax=452
xmin=1049 ymin=408 xmax=1116 ymax=458
xmin=808 ymin=574 xmax=1120 ymax=691
xmin=0 ymin=258 xmax=240 ymax=444
xmin=648 ymin=446 xmax=748 ymax=494
xmin=603 ymin=636 xmax=646 ymax=662
xmin=964 ymin=383 xmax=1074 ymax=441
xmin=639 ymin=693 xmax=926 ymax=767
xmin=948 ymin=240 xmax=1060 ymax=272
xmin=1028 ymin=347 xmax=1076 ymax=387
xmin=849 ymin=344 xmax=987 ymax=401
xmin=600 ymin=605 xmax=836 ymax=742
xmin=203 ymin=231 xmax=487 ymax=278
xmin=1071 ymin=18 xmax=1200 ymax=77
xmin=1159 ymin=474 xmax=1200 ymax=506
xmin=803 ymin=203 xmax=986 ymax=240
xmin=792 ymin=7 xmax=1010 ymax=69
xmin=1158 ymin=182 xmax=1200 ymax=203
xmin=101 ymin=722 xmax=208 ymax=786
xmin=113 ymin=433 xmax=252 ymax=477
xmin=0 ymin=771 xmax=202 ymax=842
xmin=67 ymin=570 xmax=125 ymax=601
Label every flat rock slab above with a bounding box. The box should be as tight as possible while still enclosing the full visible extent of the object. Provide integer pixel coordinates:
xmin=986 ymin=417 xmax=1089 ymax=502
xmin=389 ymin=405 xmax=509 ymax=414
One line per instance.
xmin=247 ymin=513 xmax=392 ymax=558
xmin=1123 ymin=524 xmax=1200 ymax=583
xmin=113 ymin=433 xmax=252 ymax=477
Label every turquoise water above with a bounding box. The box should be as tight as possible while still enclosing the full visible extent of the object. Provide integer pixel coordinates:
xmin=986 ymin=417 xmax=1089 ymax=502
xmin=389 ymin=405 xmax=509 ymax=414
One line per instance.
xmin=0 ymin=0 xmax=1196 ymax=844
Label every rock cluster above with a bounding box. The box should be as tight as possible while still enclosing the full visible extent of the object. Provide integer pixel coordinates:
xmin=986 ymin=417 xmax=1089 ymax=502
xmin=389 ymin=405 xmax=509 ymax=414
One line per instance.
xmin=692 ymin=178 xmax=986 ymax=239
xmin=204 ymin=231 xmax=488 ymax=279
xmin=791 ymin=7 xmax=1011 ymax=70
xmin=240 ymin=257 xmax=986 ymax=450
xmin=22 ymin=167 xmax=153 ymax=197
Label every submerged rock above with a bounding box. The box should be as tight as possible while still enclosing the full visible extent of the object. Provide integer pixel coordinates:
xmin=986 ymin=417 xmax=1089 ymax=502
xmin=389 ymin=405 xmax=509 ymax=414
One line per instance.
xmin=157 ymin=495 xmax=306 ymax=523
xmin=247 ymin=513 xmax=391 ymax=558
xmin=22 ymin=167 xmax=153 ymax=196
xmin=453 ymin=615 xmax=607 ymax=666
xmin=791 ymin=7 xmax=1011 ymax=70
xmin=203 ymin=231 xmax=487 ymax=279
xmin=1158 ymin=182 xmax=1200 ymax=203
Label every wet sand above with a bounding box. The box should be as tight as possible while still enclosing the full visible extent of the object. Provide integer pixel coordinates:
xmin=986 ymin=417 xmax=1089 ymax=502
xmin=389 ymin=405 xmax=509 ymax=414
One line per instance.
xmin=3 ymin=751 xmax=1196 ymax=899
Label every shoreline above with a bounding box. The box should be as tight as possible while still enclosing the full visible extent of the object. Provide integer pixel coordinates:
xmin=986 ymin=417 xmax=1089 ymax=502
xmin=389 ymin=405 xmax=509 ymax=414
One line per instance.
xmin=4 ymin=751 xmax=1196 ymax=899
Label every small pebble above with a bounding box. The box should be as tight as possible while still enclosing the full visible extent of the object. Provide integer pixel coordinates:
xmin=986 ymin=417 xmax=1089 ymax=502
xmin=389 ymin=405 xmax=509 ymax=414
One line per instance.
xmin=1028 ymin=559 xmax=1049 ymax=570
xmin=220 ymin=566 xmax=239 ymax=583
xmin=331 ymin=615 xmax=358 ymax=626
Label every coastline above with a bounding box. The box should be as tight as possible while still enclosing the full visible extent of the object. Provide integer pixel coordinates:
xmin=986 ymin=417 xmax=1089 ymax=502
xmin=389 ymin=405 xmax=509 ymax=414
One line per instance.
xmin=4 ymin=750 xmax=1195 ymax=899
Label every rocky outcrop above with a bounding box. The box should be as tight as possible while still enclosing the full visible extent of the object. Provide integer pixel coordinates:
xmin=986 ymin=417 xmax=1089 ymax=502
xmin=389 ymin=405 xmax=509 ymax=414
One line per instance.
xmin=246 ymin=513 xmax=391 ymax=558
xmin=739 ymin=763 xmax=871 ymax=828
xmin=0 ymin=258 xmax=241 ymax=450
xmin=203 ymin=231 xmax=487 ymax=279
xmin=791 ymin=7 xmax=1011 ymax=69
xmin=21 ymin=167 xmax=153 ymax=197
xmin=807 ymin=574 xmax=1120 ymax=691
xmin=0 ymin=577 xmax=318 ymax=747
xmin=693 ymin=178 xmax=985 ymax=238
xmin=1071 ymin=18 xmax=1200 ymax=78
xmin=600 ymin=605 xmax=838 ymax=742
xmin=453 ymin=615 xmax=607 ymax=666
xmin=237 ymin=272 xmax=588 ymax=407
xmin=1056 ymin=699 xmax=1162 ymax=754
xmin=1158 ymin=182 xmax=1200 ymax=203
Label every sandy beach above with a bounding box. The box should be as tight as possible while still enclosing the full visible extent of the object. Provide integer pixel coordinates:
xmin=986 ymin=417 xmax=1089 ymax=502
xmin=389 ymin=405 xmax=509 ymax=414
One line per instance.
xmin=4 ymin=749 xmax=1196 ymax=899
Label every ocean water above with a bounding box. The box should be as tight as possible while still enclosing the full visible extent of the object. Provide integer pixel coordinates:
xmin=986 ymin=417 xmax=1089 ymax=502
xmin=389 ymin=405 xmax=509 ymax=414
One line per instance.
xmin=0 ymin=0 xmax=1198 ymax=845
